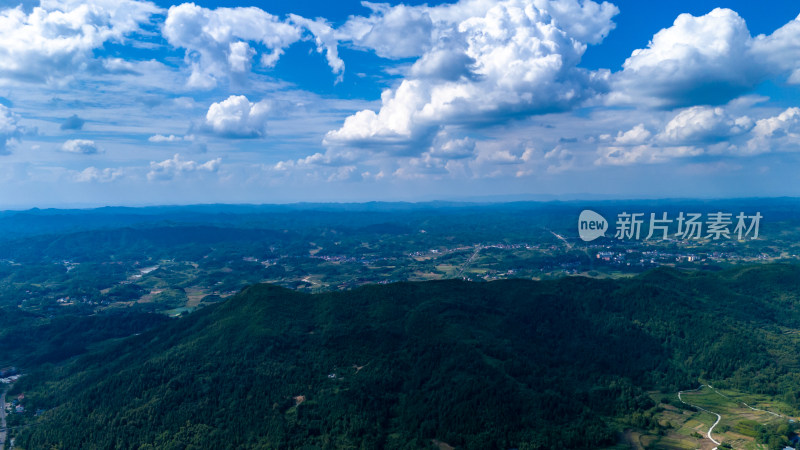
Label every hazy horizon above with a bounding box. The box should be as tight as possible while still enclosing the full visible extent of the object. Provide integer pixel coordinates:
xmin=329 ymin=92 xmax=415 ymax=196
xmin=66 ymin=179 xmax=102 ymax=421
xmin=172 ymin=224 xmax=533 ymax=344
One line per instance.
xmin=2 ymin=195 xmax=799 ymax=213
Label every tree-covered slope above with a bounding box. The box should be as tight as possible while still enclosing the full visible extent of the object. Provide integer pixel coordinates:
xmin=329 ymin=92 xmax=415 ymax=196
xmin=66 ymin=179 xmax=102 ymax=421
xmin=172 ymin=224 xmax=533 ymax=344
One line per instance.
xmin=0 ymin=307 xmax=169 ymax=367
xmin=11 ymin=264 xmax=800 ymax=449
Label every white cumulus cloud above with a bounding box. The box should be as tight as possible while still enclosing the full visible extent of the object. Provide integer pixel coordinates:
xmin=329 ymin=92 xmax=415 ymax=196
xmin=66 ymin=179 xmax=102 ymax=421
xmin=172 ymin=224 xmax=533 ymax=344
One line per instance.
xmin=613 ymin=124 xmax=652 ymax=146
xmin=325 ymin=0 xmax=616 ymax=152
xmin=337 ymin=0 xmax=618 ymax=59
xmin=613 ymin=8 xmax=800 ymax=107
xmin=595 ymin=106 xmax=800 ymax=165
xmin=657 ymin=106 xmax=753 ymax=144
xmin=744 ymin=107 xmax=800 ymax=154
xmin=75 ymin=166 xmax=124 ymax=182
xmin=752 ymin=13 xmax=800 ymax=84
xmin=536 ymin=0 xmax=619 ymax=44
xmin=163 ymin=3 xmax=302 ymax=88
xmin=203 ymin=95 xmax=272 ymax=138
xmin=147 ymin=153 xmax=221 ymax=181
xmin=0 ymin=0 xmax=161 ymax=84
xmin=61 ymin=139 xmax=100 ymax=154
xmin=338 ymin=2 xmax=436 ymax=59
xmin=429 ymin=134 xmax=476 ymax=159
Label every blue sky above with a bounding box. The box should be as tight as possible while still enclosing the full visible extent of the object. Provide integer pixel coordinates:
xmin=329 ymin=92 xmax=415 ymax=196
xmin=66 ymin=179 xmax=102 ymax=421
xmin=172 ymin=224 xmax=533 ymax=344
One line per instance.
xmin=0 ymin=0 xmax=799 ymax=207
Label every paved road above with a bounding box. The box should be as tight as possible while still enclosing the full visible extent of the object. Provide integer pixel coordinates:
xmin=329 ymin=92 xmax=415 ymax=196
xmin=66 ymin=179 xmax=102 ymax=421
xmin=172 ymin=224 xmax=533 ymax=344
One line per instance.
xmin=548 ymin=230 xmax=573 ymax=250
xmin=455 ymin=245 xmax=481 ymax=278
xmin=678 ymin=385 xmax=721 ymax=450
xmin=742 ymin=402 xmax=783 ymax=418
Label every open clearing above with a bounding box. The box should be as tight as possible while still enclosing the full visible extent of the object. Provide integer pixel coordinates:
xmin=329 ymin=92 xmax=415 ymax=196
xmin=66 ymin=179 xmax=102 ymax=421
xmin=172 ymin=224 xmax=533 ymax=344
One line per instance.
xmin=610 ymin=386 xmax=792 ymax=450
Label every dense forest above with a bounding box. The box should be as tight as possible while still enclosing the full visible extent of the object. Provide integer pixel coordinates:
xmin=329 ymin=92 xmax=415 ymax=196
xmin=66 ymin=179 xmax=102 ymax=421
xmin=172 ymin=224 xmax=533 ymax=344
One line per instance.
xmin=0 ymin=308 xmax=169 ymax=367
xmin=8 ymin=263 xmax=800 ymax=449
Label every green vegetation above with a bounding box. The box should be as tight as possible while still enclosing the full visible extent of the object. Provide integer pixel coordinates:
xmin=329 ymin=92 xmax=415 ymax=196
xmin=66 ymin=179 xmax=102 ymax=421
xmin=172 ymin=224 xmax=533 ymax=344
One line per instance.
xmin=0 ymin=307 xmax=168 ymax=367
xmin=1 ymin=203 xmax=800 ymax=448
xmin=652 ymin=385 xmax=798 ymax=450
xmin=1 ymin=200 xmax=799 ymax=317
xmin=8 ymin=264 xmax=800 ymax=449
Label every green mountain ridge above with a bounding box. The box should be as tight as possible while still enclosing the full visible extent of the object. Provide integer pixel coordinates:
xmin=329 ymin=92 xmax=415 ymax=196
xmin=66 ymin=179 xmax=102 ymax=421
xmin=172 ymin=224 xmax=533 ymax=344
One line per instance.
xmin=11 ymin=264 xmax=800 ymax=449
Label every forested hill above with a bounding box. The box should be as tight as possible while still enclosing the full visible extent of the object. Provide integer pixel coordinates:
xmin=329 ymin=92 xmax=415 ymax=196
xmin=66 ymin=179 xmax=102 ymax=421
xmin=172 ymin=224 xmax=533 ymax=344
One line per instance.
xmin=12 ymin=264 xmax=800 ymax=449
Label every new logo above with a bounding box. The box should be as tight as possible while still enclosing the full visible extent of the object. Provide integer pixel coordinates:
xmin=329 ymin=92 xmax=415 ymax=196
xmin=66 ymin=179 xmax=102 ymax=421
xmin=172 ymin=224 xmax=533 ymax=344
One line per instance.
xmin=578 ymin=210 xmax=608 ymax=242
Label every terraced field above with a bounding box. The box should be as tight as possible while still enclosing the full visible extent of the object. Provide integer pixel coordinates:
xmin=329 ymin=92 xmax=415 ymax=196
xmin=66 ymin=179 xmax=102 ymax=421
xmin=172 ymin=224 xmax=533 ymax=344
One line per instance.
xmin=618 ymin=386 xmax=794 ymax=450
